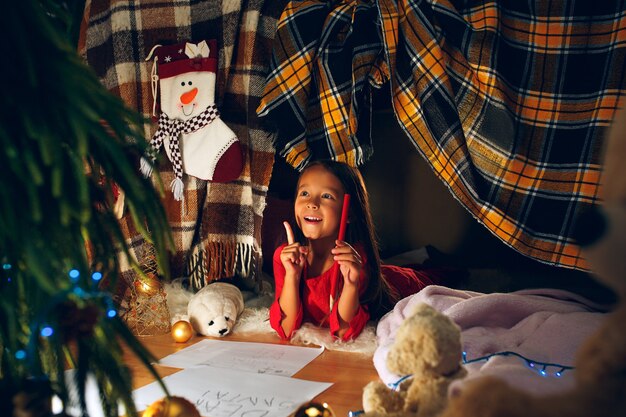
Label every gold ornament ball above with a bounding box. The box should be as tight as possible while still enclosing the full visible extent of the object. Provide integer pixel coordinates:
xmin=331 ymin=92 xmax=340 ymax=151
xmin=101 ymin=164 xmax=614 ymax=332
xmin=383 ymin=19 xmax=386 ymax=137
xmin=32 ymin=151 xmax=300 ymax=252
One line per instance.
xmin=142 ymin=396 xmax=201 ymax=417
xmin=171 ymin=320 xmax=193 ymax=343
xmin=294 ymin=402 xmax=335 ymax=417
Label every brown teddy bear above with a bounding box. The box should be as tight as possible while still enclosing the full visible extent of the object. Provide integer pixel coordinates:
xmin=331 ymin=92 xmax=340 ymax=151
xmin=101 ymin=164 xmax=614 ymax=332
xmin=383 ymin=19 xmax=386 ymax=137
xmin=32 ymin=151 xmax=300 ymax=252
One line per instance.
xmin=437 ymin=107 xmax=626 ymax=417
xmin=362 ymin=303 xmax=467 ymax=417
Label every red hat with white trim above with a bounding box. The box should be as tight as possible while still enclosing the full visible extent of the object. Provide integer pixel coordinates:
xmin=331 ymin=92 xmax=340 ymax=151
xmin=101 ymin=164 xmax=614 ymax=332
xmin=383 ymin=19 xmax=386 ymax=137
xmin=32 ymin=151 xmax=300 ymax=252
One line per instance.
xmin=150 ymin=39 xmax=218 ymax=78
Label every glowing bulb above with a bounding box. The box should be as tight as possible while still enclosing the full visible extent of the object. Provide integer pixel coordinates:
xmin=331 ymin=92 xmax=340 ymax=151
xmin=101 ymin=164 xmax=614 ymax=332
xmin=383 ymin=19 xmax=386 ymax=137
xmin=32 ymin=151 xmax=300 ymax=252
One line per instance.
xmin=52 ymin=395 xmax=62 ymax=415
xmin=92 ymin=272 xmax=103 ymax=281
xmin=107 ymin=309 xmax=117 ymax=318
xmin=135 ymin=279 xmax=160 ymax=296
xmin=15 ymin=350 xmax=26 ymax=360
xmin=41 ymin=326 xmax=54 ymax=337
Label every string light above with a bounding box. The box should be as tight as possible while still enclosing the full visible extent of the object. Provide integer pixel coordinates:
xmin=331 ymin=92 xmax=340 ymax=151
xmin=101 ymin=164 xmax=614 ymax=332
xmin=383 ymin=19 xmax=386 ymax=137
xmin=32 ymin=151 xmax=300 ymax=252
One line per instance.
xmin=382 ymin=350 xmax=574 ymax=393
xmin=2 ymin=263 xmax=11 ymax=283
xmin=387 ymin=374 xmax=413 ymax=391
xmin=462 ymin=351 xmax=573 ymax=377
xmin=348 ymin=350 xmax=574 ymax=417
xmin=105 ymin=296 xmax=117 ymax=318
xmin=2 ymin=262 xmax=123 ymax=378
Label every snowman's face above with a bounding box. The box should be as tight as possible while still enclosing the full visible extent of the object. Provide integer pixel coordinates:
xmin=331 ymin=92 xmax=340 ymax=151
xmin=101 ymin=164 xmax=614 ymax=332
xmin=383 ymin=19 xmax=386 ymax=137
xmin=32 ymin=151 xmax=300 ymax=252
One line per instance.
xmin=159 ymin=71 xmax=216 ymax=121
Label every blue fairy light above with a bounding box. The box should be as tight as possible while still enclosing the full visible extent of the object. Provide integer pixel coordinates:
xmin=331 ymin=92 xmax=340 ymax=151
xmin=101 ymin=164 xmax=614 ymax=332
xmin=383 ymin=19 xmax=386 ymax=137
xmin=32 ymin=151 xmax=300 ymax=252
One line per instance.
xmin=2 ymin=263 xmax=11 ymax=270
xmin=15 ymin=350 xmax=26 ymax=360
xmin=69 ymin=269 xmax=80 ymax=283
xmin=91 ymin=272 xmax=103 ymax=281
xmin=41 ymin=326 xmax=54 ymax=337
xmin=107 ymin=309 xmax=117 ymax=318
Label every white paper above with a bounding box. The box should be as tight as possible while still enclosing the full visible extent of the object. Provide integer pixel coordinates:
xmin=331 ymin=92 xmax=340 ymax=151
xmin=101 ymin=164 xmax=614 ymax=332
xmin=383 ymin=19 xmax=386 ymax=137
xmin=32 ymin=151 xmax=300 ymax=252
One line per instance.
xmin=54 ymin=370 xmax=126 ymax=417
xmin=158 ymin=339 xmax=324 ymax=376
xmin=133 ymin=366 xmax=333 ymax=417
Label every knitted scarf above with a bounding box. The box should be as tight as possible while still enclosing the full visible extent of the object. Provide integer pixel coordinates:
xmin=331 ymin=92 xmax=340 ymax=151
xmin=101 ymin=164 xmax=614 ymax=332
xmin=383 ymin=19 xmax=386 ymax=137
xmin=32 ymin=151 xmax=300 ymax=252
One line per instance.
xmin=140 ymin=104 xmax=220 ymax=201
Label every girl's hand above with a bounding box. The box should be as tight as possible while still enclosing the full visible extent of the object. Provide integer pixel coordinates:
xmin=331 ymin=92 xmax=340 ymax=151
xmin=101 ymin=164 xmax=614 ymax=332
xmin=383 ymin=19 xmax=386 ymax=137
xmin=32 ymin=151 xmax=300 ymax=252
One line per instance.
xmin=332 ymin=240 xmax=362 ymax=287
xmin=280 ymin=221 xmax=307 ymax=277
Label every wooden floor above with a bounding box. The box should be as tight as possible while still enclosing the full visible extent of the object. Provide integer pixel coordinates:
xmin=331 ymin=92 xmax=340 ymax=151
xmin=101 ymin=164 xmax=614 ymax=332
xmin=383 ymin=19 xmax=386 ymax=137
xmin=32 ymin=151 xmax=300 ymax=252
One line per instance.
xmin=125 ymin=331 xmax=380 ymax=417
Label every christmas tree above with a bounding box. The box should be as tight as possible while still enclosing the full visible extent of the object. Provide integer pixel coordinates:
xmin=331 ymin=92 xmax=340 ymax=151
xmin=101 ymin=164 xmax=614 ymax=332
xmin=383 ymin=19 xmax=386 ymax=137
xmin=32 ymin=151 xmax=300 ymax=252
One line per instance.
xmin=1 ymin=1 xmax=173 ymax=416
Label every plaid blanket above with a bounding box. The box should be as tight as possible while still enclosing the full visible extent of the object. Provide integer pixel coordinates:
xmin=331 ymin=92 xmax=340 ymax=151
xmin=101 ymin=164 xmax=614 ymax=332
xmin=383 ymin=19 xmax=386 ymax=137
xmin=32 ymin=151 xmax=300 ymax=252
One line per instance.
xmin=257 ymin=0 xmax=387 ymax=170
xmin=81 ymin=0 xmax=287 ymax=289
xmin=259 ymin=0 xmax=626 ymax=271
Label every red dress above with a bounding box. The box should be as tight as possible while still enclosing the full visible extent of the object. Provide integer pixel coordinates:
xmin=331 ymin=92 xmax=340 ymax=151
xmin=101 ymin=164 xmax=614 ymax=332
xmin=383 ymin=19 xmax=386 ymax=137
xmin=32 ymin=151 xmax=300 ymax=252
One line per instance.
xmin=269 ymin=244 xmax=435 ymax=341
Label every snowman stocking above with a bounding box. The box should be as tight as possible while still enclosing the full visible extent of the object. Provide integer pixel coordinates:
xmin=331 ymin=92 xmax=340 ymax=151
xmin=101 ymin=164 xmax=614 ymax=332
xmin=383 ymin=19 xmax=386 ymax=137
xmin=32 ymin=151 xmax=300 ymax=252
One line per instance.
xmin=141 ymin=40 xmax=243 ymax=201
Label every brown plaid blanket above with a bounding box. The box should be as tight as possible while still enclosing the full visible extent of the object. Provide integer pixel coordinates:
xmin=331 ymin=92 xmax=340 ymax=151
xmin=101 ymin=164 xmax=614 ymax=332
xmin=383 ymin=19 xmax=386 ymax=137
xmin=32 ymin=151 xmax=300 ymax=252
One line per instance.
xmin=259 ymin=0 xmax=626 ymax=271
xmin=81 ymin=0 xmax=287 ymax=289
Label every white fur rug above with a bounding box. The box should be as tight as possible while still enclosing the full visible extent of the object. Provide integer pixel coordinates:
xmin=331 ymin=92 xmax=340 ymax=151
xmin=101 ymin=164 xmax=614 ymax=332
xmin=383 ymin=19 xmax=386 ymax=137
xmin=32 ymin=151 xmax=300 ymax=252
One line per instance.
xmin=164 ymin=281 xmax=377 ymax=355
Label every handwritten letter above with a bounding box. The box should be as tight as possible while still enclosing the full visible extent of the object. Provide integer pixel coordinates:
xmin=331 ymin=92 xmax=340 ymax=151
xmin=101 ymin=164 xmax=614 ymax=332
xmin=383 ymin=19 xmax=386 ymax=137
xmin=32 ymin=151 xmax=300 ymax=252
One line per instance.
xmin=158 ymin=339 xmax=324 ymax=376
xmin=133 ymin=367 xmax=333 ymax=417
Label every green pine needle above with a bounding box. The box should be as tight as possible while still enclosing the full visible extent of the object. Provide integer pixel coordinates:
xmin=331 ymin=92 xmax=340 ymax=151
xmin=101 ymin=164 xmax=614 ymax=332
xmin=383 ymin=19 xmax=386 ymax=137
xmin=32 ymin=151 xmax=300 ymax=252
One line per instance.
xmin=0 ymin=1 xmax=175 ymax=416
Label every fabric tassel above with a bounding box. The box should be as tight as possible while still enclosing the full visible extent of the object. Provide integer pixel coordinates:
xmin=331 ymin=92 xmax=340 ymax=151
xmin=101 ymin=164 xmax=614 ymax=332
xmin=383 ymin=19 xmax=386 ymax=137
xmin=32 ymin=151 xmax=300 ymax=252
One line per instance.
xmin=140 ymin=156 xmax=154 ymax=177
xmin=186 ymin=242 xmax=259 ymax=290
xmin=236 ymin=242 xmax=253 ymax=278
xmin=171 ymin=177 xmax=184 ymax=201
xmin=187 ymin=250 xmax=208 ymax=291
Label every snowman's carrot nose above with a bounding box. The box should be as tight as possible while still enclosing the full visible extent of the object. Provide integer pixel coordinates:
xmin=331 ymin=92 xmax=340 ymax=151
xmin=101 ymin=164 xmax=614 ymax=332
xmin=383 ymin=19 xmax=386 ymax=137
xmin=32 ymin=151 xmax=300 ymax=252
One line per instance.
xmin=180 ymin=88 xmax=198 ymax=105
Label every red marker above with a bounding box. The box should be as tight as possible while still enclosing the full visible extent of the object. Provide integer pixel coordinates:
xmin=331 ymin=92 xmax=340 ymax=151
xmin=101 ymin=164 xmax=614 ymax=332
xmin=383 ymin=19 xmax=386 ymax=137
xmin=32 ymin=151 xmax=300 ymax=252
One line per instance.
xmin=330 ymin=194 xmax=350 ymax=311
xmin=337 ymin=194 xmax=351 ymax=242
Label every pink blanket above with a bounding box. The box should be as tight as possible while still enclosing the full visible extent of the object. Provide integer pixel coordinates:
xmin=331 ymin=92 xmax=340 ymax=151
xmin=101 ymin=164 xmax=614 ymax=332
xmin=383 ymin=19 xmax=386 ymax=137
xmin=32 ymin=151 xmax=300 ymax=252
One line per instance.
xmin=374 ymin=285 xmax=610 ymax=396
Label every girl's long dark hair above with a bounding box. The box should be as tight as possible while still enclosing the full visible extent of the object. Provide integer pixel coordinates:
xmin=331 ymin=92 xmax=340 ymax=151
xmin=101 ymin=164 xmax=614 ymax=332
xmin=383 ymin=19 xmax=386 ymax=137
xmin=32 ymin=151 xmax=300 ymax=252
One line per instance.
xmin=294 ymin=160 xmax=398 ymax=319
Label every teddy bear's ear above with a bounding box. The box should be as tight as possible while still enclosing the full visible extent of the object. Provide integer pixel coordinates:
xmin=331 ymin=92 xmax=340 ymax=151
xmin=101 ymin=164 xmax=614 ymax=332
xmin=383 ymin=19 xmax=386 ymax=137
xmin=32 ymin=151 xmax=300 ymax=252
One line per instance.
xmin=599 ymin=105 xmax=626 ymax=204
xmin=573 ymin=106 xmax=626 ymax=293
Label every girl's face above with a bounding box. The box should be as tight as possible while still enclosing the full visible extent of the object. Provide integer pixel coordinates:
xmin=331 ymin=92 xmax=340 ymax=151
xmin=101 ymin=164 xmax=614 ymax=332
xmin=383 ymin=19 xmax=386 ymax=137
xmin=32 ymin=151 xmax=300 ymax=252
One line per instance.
xmin=294 ymin=165 xmax=346 ymax=242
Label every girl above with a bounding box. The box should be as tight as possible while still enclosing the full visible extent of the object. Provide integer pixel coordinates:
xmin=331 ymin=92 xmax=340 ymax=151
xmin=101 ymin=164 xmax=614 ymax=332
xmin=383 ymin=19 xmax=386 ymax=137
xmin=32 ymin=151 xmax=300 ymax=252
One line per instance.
xmin=269 ymin=160 xmax=438 ymax=341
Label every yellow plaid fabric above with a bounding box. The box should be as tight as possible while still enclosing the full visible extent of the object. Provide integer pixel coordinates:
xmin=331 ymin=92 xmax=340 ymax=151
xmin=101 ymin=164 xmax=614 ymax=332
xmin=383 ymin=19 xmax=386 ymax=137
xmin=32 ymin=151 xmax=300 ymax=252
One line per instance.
xmin=377 ymin=0 xmax=626 ymax=271
xmin=260 ymin=0 xmax=626 ymax=271
xmin=257 ymin=0 xmax=386 ymax=170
